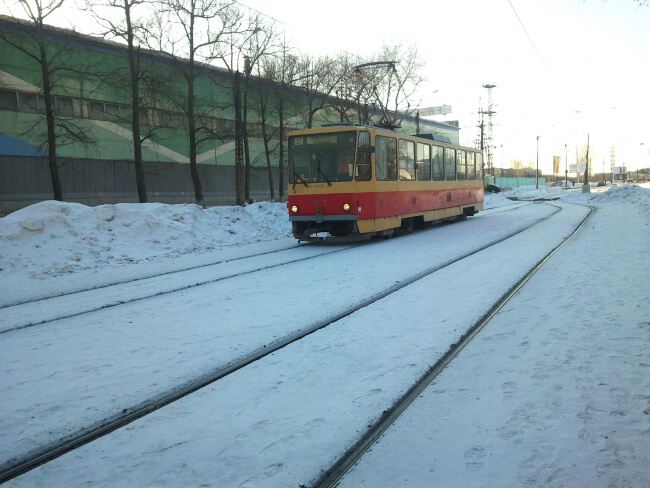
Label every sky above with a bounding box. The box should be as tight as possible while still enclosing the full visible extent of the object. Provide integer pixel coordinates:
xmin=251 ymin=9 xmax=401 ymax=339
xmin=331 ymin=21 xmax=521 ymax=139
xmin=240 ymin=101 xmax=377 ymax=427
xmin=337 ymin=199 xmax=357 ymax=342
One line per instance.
xmin=232 ymin=0 xmax=650 ymax=174
xmin=2 ymin=0 xmax=649 ymax=174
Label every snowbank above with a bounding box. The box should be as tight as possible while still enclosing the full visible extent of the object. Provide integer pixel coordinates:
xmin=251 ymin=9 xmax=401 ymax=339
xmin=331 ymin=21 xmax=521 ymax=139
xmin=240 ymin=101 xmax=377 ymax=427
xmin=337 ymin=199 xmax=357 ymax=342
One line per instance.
xmin=589 ymin=183 xmax=650 ymax=211
xmin=0 ymin=201 xmax=291 ymax=277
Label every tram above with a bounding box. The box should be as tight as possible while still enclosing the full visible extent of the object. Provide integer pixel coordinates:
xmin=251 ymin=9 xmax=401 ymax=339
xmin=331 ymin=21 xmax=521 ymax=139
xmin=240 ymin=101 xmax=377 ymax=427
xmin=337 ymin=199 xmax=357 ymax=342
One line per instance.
xmin=287 ymin=124 xmax=484 ymax=241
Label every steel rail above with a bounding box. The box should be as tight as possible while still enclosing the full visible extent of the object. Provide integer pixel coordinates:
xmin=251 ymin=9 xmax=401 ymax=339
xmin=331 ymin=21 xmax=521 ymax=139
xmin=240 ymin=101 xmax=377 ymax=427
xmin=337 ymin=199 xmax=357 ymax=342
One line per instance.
xmin=0 ymin=201 xmax=531 ymax=311
xmin=0 ymin=204 xmax=562 ymax=484
xmin=0 ymin=245 xmax=356 ymax=334
xmin=0 ymin=243 xmax=304 ymax=310
xmin=0 ymin=203 xmax=535 ymax=334
xmin=312 ymin=203 xmax=595 ymax=488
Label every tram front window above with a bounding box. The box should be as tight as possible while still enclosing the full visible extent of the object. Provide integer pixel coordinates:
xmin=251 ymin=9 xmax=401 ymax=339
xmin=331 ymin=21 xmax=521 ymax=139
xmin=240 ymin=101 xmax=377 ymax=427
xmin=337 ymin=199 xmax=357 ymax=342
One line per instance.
xmin=289 ymin=131 xmax=357 ymax=184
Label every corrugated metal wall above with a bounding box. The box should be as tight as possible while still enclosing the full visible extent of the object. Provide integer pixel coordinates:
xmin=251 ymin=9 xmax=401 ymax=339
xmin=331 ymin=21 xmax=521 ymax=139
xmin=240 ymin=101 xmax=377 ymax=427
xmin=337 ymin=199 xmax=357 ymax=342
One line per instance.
xmin=0 ymin=156 xmax=281 ymax=215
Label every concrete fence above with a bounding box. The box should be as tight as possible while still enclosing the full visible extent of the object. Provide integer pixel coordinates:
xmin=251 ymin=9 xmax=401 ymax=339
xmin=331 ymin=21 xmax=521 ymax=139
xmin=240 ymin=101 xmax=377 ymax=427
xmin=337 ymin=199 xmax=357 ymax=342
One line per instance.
xmin=494 ymin=176 xmax=546 ymax=188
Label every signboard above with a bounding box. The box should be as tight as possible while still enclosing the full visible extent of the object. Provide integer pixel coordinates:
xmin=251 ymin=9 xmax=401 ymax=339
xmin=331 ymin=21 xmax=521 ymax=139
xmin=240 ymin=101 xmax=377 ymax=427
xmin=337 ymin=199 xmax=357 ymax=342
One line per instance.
xmin=612 ymin=166 xmax=627 ymax=175
xmin=418 ymin=105 xmax=452 ymax=116
xmin=569 ymin=164 xmax=586 ymax=173
xmin=553 ymin=156 xmax=560 ymax=174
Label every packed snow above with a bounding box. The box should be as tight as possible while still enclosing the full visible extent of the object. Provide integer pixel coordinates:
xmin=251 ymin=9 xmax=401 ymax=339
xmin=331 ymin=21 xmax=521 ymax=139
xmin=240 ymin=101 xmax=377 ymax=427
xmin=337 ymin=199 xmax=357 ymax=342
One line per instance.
xmin=340 ymin=184 xmax=650 ymax=488
xmin=0 ymin=201 xmax=294 ymax=305
xmin=1 ymin=183 xmax=648 ymax=487
xmin=0 ymin=200 xmax=290 ymax=275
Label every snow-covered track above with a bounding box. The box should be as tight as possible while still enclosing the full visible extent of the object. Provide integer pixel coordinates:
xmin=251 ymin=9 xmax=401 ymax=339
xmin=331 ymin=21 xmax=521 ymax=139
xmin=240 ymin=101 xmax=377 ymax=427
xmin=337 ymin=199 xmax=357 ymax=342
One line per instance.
xmin=0 ymin=244 xmax=358 ymax=334
xmin=313 ymin=203 xmax=596 ymax=488
xmin=0 ymin=203 xmax=534 ymax=334
xmin=0 ymin=203 xmax=566 ymax=484
xmin=0 ymin=243 xmax=304 ymax=309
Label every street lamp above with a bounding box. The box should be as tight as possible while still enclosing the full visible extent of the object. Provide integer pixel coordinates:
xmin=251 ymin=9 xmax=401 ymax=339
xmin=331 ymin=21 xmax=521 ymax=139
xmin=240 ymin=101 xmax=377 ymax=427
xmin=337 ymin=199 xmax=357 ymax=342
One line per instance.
xmin=582 ymin=134 xmax=591 ymax=193
xmin=564 ymin=144 xmax=569 ymax=188
xmin=536 ymin=135 xmax=539 ymax=190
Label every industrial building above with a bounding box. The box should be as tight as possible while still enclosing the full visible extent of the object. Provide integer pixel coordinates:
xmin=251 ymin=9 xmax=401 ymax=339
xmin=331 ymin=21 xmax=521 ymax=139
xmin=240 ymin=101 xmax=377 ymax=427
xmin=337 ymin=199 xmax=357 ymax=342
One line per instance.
xmin=0 ymin=15 xmax=459 ymax=213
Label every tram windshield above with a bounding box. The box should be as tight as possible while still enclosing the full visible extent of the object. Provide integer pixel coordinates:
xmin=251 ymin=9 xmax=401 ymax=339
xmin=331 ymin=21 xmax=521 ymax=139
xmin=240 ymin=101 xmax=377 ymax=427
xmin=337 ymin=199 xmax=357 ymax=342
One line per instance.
xmin=289 ymin=131 xmax=357 ymax=184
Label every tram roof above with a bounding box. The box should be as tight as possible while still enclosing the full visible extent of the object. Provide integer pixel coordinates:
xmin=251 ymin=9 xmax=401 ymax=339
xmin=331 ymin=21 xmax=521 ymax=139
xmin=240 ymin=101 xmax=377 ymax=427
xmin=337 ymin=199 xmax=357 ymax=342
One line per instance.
xmin=289 ymin=124 xmax=478 ymax=152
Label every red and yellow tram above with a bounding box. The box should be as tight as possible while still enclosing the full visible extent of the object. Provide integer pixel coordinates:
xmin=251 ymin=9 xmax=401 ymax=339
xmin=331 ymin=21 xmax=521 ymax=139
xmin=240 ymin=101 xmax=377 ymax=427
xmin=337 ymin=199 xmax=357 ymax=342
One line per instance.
xmin=287 ymin=125 xmax=484 ymax=241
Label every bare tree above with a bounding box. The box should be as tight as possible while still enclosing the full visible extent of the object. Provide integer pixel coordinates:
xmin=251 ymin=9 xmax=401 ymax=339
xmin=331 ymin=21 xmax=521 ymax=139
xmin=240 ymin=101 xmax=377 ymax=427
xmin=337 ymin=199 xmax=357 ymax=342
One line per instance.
xmin=0 ymin=1 xmax=95 ymax=201
xmin=86 ymin=0 xmax=153 ymax=202
xmin=211 ymin=10 xmax=277 ymax=204
xmin=337 ymin=45 xmax=423 ymax=129
xmin=293 ymin=54 xmax=344 ymax=128
xmin=155 ymin=0 xmax=241 ymax=207
xmin=255 ymin=85 xmax=276 ymax=199
xmin=328 ymin=53 xmax=368 ymax=125
xmin=259 ymin=44 xmax=303 ymax=200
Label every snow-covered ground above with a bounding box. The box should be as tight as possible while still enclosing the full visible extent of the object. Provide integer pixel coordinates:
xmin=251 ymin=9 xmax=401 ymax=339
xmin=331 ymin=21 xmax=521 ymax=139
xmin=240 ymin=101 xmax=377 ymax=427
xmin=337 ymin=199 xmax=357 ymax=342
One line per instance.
xmin=1 ymin=184 xmax=648 ymax=487
xmin=0 ymin=201 xmax=293 ymax=305
xmin=340 ymin=184 xmax=650 ymax=488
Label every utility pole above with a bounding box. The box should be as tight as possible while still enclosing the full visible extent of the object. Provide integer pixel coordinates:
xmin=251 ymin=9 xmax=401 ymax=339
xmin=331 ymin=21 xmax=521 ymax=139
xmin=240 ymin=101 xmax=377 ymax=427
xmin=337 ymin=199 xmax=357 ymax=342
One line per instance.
xmin=479 ymin=114 xmax=485 ymax=181
xmin=582 ymin=134 xmax=591 ymax=193
xmin=536 ymin=135 xmax=540 ymax=190
xmin=476 ymin=104 xmax=486 ymax=183
xmin=482 ymin=84 xmax=496 ymax=182
xmin=565 ymin=143 xmax=568 ymax=187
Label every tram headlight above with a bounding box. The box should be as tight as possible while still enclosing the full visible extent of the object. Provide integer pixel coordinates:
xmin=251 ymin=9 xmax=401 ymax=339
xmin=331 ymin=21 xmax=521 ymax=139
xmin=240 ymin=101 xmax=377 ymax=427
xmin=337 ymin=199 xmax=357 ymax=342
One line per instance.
xmin=342 ymin=203 xmax=351 ymax=212
xmin=290 ymin=205 xmax=299 ymax=213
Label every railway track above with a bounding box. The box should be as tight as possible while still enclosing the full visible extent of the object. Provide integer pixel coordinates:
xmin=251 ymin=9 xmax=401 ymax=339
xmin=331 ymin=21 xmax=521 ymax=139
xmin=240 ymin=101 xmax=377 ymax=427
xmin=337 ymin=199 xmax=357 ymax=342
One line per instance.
xmin=0 ymin=202 xmax=534 ymax=334
xmin=0 ymin=200 xmax=530 ymax=310
xmin=0 ymin=244 xmax=356 ymax=333
xmin=0 ymin=202 xmax=567 ymax=484
xmin=0 ymin=243 xmax=302 ymax=309
xmin=313 ymin=202 xmax=595 ymax=488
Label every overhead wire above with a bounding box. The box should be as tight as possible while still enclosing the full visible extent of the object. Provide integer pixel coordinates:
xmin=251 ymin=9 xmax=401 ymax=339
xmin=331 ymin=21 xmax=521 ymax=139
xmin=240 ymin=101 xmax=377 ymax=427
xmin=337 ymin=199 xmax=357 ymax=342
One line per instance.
xmin=506 ymin=0 xmax=548 ymax=71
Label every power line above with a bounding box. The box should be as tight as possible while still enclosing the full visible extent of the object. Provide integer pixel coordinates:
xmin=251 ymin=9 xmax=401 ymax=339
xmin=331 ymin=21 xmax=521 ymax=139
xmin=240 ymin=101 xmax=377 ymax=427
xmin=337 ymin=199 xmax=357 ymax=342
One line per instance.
xmin=506 ymin=0 xmax=548 ymax=71
xmin=234 ymin=0 xmax=287 ymax=25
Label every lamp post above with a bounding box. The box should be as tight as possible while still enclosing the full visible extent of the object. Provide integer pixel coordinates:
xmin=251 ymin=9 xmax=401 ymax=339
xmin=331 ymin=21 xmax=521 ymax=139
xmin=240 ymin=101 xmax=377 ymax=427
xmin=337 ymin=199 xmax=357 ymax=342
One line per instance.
xmin=582 ymin=133 xmax=591 ymax=193
xmin=536 ymin=135 xmax=539 ymax=190
xmin=564 ymin=144 xmax=569 ymax=188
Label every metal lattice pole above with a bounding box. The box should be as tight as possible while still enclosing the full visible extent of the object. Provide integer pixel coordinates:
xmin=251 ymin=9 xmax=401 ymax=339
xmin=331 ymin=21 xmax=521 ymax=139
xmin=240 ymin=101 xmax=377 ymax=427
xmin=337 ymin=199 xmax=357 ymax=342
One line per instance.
xmin=482 ymin=84 xmax=496 ymax=181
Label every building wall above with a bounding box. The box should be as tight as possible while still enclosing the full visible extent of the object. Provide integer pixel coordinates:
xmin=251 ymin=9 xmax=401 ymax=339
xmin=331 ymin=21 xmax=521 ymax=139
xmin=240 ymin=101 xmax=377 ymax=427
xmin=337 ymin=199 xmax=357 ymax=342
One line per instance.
xmin=0 ymin=155 xmax=279 ymax=214
xmin=0 ymin=15 xmax=460 ymax=212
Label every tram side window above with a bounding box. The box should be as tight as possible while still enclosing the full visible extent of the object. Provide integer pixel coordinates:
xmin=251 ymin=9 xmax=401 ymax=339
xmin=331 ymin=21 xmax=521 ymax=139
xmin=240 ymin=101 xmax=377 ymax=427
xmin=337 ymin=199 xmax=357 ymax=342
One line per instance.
xmin=457 ymin=150 xmax=466 ymax=180
xmin=355 ymin=131 xmax=371 ymax=181
xmin=444 ymin=147 xmax=456 ymax=180
xmin=398 ymin=140 xmax=416 ymax=181
xmin=468 ymin=152 xmax=476 ymax=179
xmin=476 ymin=153 xmax=483 ymax=179
xmin=376 ymin=135 xmax=397 ymax=181
xmin=416 ymin=143 xmax=431 ymax=180
xmin=432 ymin=145 xmax=444 ymax=180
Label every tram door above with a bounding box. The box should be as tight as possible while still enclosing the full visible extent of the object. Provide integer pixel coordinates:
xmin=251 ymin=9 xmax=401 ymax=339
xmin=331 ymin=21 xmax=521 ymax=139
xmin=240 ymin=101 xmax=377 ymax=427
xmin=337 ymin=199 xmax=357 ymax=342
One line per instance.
xmin=355 ymin=131 xmax=372 ymax=183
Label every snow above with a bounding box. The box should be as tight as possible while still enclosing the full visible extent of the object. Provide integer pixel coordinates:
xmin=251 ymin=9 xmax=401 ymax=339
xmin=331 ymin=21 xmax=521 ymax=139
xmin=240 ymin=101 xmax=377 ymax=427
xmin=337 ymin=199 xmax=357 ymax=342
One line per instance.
xmin=0 ymin=200 xmax=290 ymax=276
xmin=339 ymin=184 xmax=650 ymax=488
xmin=1 ymin=183 xmax=649 ymax=487
xmin=0 ymin=201 xmax=293 ymax=305
xmin=0 ymin=203 xmax=559 ymax=468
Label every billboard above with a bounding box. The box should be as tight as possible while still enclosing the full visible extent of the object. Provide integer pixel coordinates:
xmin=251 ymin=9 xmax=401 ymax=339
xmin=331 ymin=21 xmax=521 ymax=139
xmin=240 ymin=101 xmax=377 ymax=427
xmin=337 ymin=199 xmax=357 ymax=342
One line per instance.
xmin=569 ymin=164 xmax=586 ymax=173
xmin=553 ymin=156 xmax=560 ymax=174
xmin=418 ymin=105 xmax=452 ymax=116
xmin=612 ymin=166 xmax=627 ymax=175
